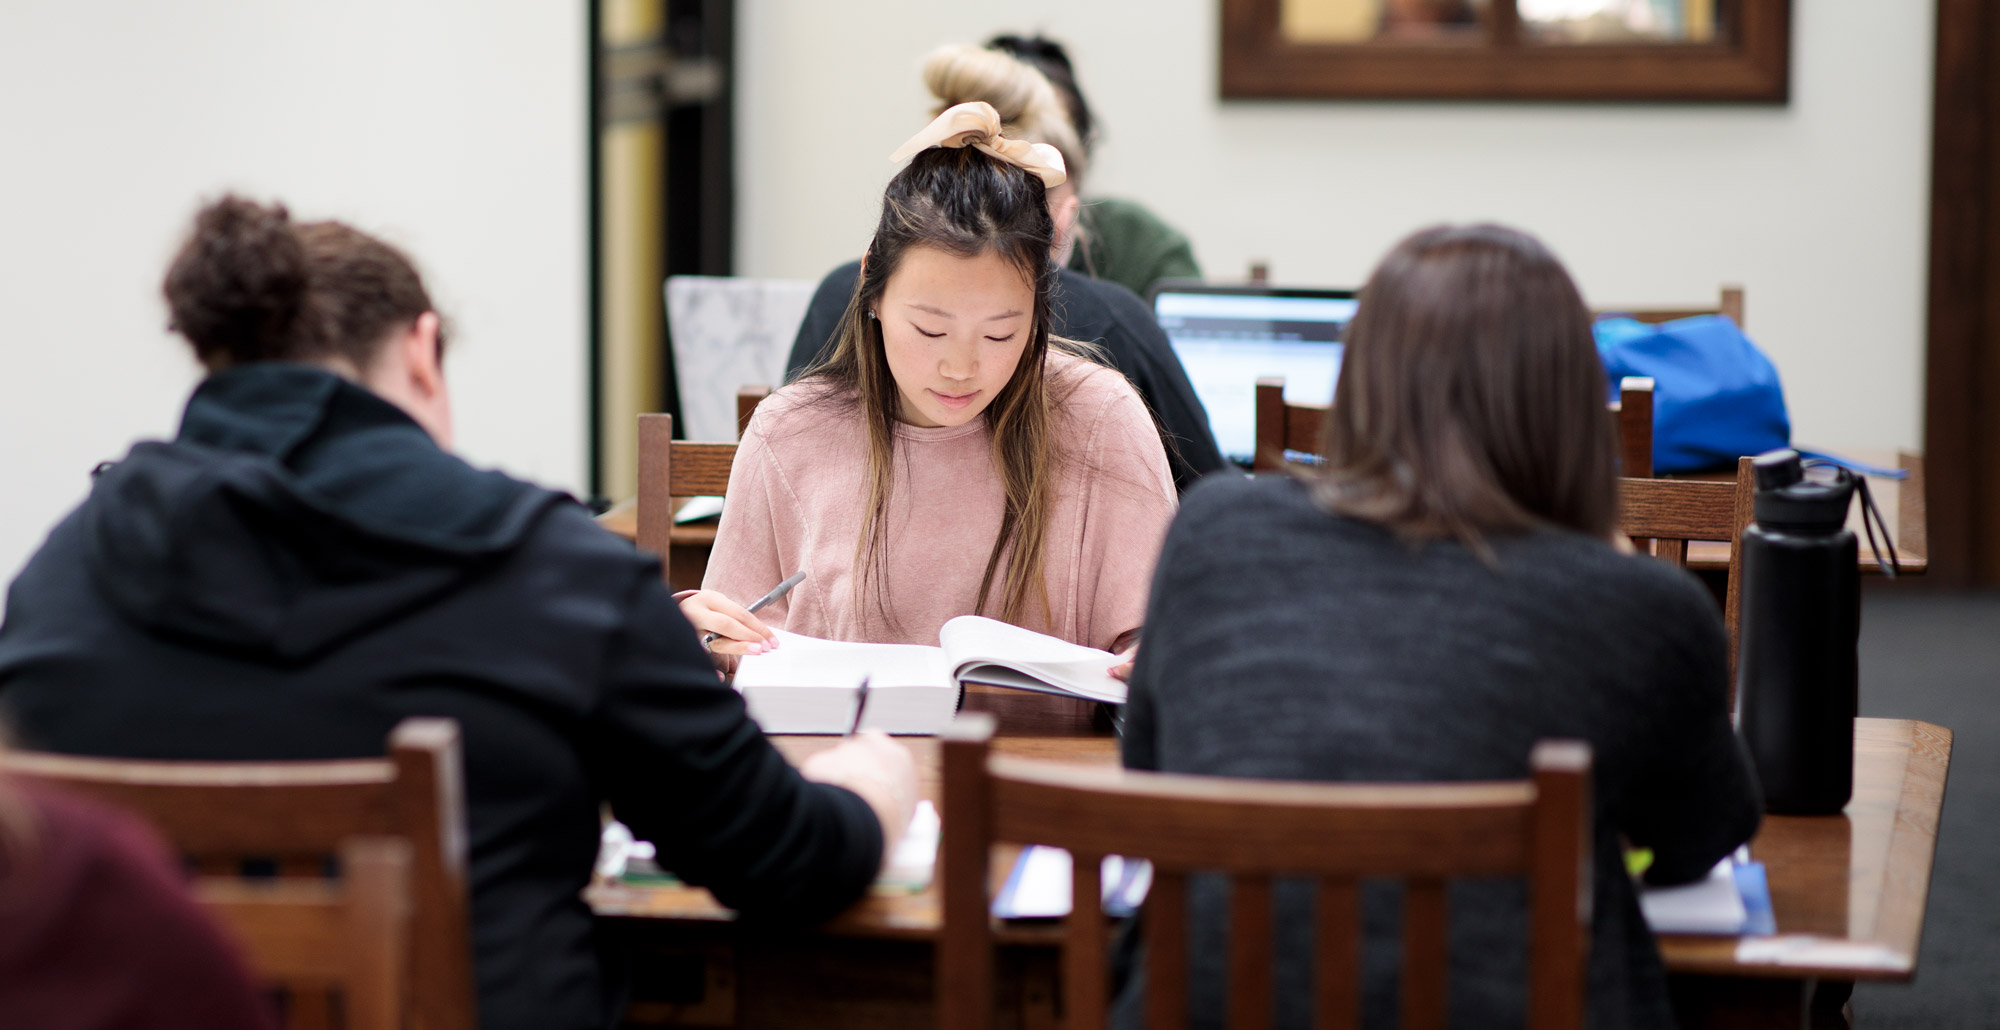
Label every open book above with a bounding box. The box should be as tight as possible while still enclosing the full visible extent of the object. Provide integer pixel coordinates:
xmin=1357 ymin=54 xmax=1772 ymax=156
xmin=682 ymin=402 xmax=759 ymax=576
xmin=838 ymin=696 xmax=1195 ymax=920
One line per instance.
xmin=731 ymin=616 xmax=1128 ymax=734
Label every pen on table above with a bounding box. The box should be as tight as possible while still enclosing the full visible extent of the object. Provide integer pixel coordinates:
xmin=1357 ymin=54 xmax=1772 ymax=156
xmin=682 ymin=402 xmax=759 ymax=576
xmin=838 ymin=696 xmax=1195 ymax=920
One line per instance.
xmin=701 ymin=570 xmax=806 ymax=647
xmin=847 ymin=676 xmax=872 ymax=736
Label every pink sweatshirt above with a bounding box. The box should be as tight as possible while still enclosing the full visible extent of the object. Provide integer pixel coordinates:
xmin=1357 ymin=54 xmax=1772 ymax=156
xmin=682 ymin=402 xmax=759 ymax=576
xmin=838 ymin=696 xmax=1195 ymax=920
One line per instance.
xmin=702 ymin=351 xmax=1177 ymax=651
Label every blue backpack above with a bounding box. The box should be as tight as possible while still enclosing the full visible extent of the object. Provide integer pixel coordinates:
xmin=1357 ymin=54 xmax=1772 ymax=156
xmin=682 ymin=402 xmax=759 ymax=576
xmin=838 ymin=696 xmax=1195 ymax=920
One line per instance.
xmin=1594 ymin=314 xmax=1791 ymax=474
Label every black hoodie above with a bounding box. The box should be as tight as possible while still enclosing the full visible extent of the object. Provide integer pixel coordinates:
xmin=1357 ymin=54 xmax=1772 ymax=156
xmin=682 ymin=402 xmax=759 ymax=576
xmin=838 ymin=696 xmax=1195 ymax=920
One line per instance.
xmin=0 ymin=364 xmax=882 ymax=1030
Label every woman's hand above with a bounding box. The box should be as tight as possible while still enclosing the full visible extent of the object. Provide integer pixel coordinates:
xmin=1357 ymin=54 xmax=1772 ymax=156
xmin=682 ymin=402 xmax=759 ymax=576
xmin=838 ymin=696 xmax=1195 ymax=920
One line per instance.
xmin=1109 ymin=642 xmax=1138 ymax=682
xmin=675 ymin=589 xmax=779 ymax=656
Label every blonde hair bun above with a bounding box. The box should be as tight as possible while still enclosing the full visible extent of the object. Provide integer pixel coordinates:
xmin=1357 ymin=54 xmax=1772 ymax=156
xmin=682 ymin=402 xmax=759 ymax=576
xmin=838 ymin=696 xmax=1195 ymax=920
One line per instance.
xmin=921 ymin=43 xmax=1086 ymax=182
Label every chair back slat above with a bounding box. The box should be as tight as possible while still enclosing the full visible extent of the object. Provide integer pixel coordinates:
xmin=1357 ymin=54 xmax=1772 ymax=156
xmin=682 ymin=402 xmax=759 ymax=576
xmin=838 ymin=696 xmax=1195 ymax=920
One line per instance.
xmin=940 ymin=718 xmax=1594 ymax=1030
xmin=1401 ymin=879 xmax=1450 ymax=1030
xmin=736 ymin=384 xmax=772 ymax=438
xmin=635 ymin=403 xmax=758 ymax=586
xmin=1597 ymin=285 xmax=1744 ymax=329
xmin=1285 ymin=406 xmax=1325 ymax=457
xmin=197 ymin=837 xmax=412 ymax=1030
xmin=1616 ymin=479 xmax=1737 ymax=542
xmin=0 ymin=754 xmax=395 ymax=855
xmin=669 ymin=443 xmax=739 ymax=497
xmin=1252 ymin=378 xmax=1328 ymax=471
xmin=1617 ymin=456 xmax=1756 ymax=706
xmin=988 ymin=760 xmax=1533 ymax=877
xmin=1615 ymin=378 xmax=1655 ymax=479
xmin=1066 ymin=849 xmax=1110 ymax=1030
xmin=937 ymin=715 xmax=999 ymax=1029
xmin=1228 ymin=876 xmax=1276 ymax=1030
xmin=1313 ymin=879 xmax=1360 ymax=1030
xmin=1145 ymin=871 xmax=1189 ymax=1030
xmin=0 ymin=718 xmax=473 ymax=1030
xmin=1528 ymin=742 xmax=1593 ymax=1030
xmin=1253 ymin=376 xmax=1659 ymax=483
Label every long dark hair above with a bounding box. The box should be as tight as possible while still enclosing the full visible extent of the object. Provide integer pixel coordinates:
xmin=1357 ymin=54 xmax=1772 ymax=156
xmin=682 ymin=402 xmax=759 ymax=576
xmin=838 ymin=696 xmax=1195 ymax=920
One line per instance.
xmin=1314 ymin=223 xmax=1616 ymax=549
xmin=801 ymin=145 xmax=1076 ymax=629
xmin=163 ymin=195 xmax=443 ymax=372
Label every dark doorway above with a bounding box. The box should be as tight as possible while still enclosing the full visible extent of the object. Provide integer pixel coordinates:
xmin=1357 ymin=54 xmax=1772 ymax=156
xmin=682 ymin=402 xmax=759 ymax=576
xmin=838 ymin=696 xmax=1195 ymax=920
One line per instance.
xmin=1925 ymin=0 xmax=2000 ymax=586
xmin=588 ymin=0 xmax=733 ymax=504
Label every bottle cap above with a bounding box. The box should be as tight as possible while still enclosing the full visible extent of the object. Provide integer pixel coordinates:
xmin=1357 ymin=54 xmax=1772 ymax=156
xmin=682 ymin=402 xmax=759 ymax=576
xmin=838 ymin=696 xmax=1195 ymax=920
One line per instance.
xmin=1751 ymin=448 xmax=1854 ymax=533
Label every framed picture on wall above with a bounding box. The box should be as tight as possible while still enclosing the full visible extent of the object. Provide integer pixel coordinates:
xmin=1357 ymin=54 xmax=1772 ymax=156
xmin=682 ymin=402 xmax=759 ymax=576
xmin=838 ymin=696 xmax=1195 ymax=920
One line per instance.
xmin=1221 ymin=0 xmax=1790 ymax=102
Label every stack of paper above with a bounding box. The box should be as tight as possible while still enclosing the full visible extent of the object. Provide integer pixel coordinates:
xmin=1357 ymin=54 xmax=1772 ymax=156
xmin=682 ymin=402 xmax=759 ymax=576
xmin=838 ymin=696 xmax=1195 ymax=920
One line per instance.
xmin=991 ymin=845 xmax=1153 ymax=919
xmin=1639 ymin=856 xmax=1775 ymax=935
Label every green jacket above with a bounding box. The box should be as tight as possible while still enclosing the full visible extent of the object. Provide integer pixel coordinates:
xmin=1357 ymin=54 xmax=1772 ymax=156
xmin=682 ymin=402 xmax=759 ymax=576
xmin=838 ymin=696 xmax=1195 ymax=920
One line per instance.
xmin=1068 ymin=196 xmax=1200 ymax=298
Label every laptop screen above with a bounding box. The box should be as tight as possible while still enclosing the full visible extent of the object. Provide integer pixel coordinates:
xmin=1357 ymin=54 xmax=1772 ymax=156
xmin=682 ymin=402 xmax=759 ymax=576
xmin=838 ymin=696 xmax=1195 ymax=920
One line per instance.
xmin=1152 ymin=286 xmax=1359 ymax=466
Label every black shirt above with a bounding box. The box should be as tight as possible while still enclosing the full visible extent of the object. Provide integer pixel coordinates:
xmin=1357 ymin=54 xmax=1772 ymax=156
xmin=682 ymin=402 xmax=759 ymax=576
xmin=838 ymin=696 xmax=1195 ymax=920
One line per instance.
xmin=787 ymin=260 xmax=1226 ymax=492
xmin=0 ymin=364 xmax=883 ymax=1030
xmin=1119 ymin=475 xmax=1762 ymax=1030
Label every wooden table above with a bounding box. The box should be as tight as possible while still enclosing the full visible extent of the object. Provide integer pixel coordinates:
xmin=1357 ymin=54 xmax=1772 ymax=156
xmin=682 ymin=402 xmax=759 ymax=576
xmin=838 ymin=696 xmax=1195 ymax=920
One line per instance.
xmin=589 ymin=718 xmax=1951 ymax=1029
xmin=1683 ymin=449 xmax=1927 ymax=574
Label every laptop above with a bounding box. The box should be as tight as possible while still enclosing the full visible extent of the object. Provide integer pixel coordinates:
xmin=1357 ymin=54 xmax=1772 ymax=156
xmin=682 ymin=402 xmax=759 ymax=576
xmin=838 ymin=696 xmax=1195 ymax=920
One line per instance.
xmin=1149 ymin=282 xmax=1359 ymax=467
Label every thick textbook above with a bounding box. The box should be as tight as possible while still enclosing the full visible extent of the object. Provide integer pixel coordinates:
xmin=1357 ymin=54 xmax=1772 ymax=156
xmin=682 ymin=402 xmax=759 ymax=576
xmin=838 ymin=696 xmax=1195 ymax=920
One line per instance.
xmin=731 ymin=616 xmax=1127 ymax=734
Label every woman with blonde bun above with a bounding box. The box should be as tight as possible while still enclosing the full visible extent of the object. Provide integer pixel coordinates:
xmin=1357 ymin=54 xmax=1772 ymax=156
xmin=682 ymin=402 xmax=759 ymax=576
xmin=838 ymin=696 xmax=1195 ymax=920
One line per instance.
xmin=984 ymin=33 xmax=1203 ymax=296
xmin=788 ymin=44 xmax=1224 ymax=492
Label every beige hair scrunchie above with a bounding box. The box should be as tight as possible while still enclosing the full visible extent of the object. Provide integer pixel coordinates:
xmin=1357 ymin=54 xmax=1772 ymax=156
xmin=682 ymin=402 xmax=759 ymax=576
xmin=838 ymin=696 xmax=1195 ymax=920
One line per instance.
xmin=888 ymin=101 xmax=1068 ymax=189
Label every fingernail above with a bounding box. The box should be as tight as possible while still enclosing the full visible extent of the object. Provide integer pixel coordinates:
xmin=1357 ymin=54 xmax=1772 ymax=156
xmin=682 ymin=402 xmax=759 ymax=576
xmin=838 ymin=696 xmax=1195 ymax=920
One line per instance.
xmin=748 ymin=642 xmax=764 ymax=655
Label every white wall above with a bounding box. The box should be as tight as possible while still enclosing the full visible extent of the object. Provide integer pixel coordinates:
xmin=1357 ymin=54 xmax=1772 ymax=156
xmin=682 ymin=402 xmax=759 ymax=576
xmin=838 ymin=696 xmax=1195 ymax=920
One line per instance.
xmin=0 ymin=1 xmax=587 ymax=603
xmin=738 ymin=0 xmax=1933 ymax=453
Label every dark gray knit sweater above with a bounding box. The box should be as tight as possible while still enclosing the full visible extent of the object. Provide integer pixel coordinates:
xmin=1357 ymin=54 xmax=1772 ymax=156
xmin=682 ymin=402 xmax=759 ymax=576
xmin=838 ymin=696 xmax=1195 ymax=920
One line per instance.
xmin=1116 ymin=474 xmax=1761 ymax=1030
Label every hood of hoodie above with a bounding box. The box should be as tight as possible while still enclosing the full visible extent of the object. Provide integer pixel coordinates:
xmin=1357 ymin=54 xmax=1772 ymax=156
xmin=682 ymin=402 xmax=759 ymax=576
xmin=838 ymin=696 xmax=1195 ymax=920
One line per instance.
xmin=82 ymin=364 xmax=570 ymax=663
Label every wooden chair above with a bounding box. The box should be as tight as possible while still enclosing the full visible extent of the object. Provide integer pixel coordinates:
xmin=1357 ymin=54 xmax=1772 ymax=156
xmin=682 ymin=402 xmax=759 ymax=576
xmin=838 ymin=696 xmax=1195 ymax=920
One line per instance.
xmin=196 ymin=837 xmax=414 ymax=1030
xmin=1250 ymin=377 xmax=1324 ymax=472
xmin=1252 ymin=377 xmax=1660 ymax=477
xmin=634 ymin=386 xmax=770 ymax=584
xmin=1616 ymin=456 xmax=1757 ymax=700
xmin=1610 ymin=376 xmax=1655 ymax=478
xmin=1597 ymin=285 xmax=1745 ymax=329
xmin=0 ymin=719 xmax=475 ymax=1030
xmin=938 ymin=714 xmax=1594 ymax=1030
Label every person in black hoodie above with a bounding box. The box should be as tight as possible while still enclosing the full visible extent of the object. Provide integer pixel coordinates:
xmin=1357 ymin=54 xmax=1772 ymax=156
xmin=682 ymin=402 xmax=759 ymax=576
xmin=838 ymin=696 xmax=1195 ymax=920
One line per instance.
xmin=0 ymin=196 xmax=917 ymax=1030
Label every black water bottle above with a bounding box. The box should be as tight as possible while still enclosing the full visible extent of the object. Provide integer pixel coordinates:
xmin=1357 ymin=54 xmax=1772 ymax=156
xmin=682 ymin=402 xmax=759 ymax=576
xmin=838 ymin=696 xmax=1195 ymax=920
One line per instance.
xmin=1736 ymin=448 xmax=1859 ymax=814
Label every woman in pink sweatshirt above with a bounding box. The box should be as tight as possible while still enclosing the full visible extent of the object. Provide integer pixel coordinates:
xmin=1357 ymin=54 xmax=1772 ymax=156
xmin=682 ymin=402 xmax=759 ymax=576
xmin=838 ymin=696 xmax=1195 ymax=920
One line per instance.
xmin=681 ymin=103 xmax=1177 ymax=658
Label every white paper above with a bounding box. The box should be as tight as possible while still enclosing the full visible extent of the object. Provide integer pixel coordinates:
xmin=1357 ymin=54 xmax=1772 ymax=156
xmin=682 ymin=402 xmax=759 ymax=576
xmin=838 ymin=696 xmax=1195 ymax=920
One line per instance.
xmin=876 ymin=801 xmax=940 ymax=893
xmin=992 ymin=845 xmax=1153 ymax=919
xmin=1640 ymin=859 xmax=1747 ymax=935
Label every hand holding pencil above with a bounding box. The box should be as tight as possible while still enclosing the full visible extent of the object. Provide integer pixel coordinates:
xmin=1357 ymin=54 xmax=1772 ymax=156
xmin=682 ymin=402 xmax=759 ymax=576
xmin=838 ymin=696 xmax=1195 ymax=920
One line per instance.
xmin=676 ymin=571 xmax=806 ymax=656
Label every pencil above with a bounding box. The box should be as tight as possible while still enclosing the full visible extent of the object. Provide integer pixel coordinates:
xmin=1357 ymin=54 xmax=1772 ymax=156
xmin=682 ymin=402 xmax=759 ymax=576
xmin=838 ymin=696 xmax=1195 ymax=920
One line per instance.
xmin=847 ymin=675 xmax=872 ymax=736
xmin=701 ymin=570 xmax=806 ymax=647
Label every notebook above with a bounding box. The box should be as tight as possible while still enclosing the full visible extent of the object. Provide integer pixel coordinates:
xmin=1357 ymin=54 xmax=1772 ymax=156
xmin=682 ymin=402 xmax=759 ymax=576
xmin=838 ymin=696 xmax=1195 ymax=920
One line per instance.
xmin=1149 ymin=283 xmax=1359 ymax=466
xmin=731 ymin=616 xmax=1128 ymax=735
xmin=1639 ymin=854 xmax=1775 ymax=935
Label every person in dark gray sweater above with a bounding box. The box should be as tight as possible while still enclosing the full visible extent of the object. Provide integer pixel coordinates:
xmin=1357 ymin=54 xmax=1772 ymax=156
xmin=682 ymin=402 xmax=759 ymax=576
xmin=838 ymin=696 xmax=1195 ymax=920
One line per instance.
xmin=1116 ymin=224 xmax=1761 ymax=1030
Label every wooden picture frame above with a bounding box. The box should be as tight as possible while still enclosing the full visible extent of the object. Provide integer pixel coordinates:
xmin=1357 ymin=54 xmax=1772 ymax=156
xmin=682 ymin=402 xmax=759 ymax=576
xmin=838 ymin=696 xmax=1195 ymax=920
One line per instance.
xmin=1220 ymin=0 xmax=1791 ymax=102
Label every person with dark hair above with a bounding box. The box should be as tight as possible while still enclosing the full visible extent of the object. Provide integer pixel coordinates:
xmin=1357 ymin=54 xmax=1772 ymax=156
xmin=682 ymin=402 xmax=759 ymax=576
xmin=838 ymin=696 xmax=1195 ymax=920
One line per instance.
xmin=0 ymin=763 xmax=276 ymax=1030
xmin=984 ymin=33 xmax=1203 ymax=298
xmin=0 ymin=196 xmax=916 ymax=1030
xmin=1116 ymin=224 xmax=1761 ymax=1029
xmin=786 ymin=43 xmax=1223 ymax=494
xmin=687 ymin=103 xmax=1176 ymax=669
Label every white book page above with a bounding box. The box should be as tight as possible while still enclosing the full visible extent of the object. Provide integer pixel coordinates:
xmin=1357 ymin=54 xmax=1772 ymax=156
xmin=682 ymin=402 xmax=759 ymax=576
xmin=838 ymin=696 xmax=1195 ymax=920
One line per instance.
xmin=938 ymin=616 xmax=1127 ymax=703
xmin=1640 ymin=859 xmax=1747 ymax=935
xmin=731 ymin=631 xmax=951 ymax=689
